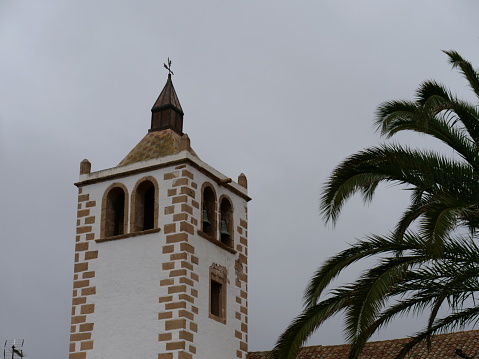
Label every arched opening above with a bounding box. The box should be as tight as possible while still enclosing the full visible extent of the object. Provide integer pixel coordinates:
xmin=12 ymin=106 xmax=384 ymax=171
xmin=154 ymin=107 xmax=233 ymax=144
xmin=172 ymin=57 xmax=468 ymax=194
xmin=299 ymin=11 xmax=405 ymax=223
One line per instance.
xmin=219 ymin=197 xmax=233 ymax=247
xmin=143 ymin=186 xmax=155 ymax=230
xmin=202 ymin=186 xmax=216 ymax=237
xmin=105 ymin=187 xmax=126 ymax=237
xmin=133 ymin=180 xmax=156 ymax=232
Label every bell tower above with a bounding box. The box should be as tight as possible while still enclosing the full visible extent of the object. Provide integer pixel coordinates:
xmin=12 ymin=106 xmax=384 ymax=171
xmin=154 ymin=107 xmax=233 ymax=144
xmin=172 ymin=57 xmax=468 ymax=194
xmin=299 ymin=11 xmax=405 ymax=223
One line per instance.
xmin=69 ymin=71 xmax=250 ymax=359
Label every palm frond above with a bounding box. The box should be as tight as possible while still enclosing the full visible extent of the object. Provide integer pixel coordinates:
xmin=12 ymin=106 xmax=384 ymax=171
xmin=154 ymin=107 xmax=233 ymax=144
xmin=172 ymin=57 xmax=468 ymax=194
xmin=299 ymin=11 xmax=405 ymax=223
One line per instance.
xmin=278 ymin=50 xmax=479 ymax=359
xmin=395 ymin=306 xmax=479 ymax=359
xmin=443 ymin=50 xmax=479 ymax=99
xmin=304 ymin=234 xmax=422 ymax=306
xmin=272 ymin=292 xmax=351 ymax=359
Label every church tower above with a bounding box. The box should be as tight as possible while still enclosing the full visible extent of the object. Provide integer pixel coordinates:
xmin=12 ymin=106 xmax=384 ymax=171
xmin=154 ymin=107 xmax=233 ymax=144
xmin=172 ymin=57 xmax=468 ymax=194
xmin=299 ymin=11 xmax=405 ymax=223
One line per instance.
xmin=70 ymin=72 xmax=250 ymax=359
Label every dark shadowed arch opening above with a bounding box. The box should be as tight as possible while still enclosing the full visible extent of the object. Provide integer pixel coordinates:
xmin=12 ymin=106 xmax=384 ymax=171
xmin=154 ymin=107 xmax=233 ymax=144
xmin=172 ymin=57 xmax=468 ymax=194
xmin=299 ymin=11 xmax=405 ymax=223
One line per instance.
xmin=133 ymin=180 xmax=156 ymax=232
xmin=219 ymin=197 xmax=233 ymax=247
xmin=105 ymin=187 xmax=126 ymax=237
xmin=202 ymin=186 xmax=217 ymax=237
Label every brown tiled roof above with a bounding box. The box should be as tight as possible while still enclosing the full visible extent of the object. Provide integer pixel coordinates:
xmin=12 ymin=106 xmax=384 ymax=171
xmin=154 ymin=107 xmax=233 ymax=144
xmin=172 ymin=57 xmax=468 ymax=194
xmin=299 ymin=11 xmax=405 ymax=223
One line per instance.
xmin=118 ymin=129 xmax=197 ymax=166
xmin=248 ymin=330 xmax=479 ymax=359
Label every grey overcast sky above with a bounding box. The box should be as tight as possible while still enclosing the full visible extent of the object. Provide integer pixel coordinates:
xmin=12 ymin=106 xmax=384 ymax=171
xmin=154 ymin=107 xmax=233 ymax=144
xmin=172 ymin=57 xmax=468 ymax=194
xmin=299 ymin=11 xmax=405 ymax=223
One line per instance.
xmin=1 ymin=1 xmax=479 ymax=358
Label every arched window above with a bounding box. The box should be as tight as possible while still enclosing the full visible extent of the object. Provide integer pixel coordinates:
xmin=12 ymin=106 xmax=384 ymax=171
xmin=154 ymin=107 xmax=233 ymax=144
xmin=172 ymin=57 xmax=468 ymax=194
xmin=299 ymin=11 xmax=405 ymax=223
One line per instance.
xmin=202 ymin=185 xmax=217 ymax=238
xmin=219 ymin=197 xmax=233 ymax=247
xmin=132 ymin=179 xmax=158 ymax=232
xmin=104 ymin=186 xmax=127 ymax=237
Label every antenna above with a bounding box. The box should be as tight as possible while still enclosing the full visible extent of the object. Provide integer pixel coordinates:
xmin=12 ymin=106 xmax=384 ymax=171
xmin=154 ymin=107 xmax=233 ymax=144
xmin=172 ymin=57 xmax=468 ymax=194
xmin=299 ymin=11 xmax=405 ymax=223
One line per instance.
xmin=4 ymin=340 xmax=25 ymax=359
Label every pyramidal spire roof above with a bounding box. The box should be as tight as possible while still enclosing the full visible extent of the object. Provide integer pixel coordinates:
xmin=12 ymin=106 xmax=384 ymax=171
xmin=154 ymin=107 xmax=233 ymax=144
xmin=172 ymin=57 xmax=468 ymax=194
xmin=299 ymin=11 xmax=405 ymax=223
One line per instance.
xmin=118 ymin=73 xmax=197 ymax=167
xmin=150 ymin=73 xmax=184 ymax=134
xmin=152 ymin=73 xmax=183 ymax=112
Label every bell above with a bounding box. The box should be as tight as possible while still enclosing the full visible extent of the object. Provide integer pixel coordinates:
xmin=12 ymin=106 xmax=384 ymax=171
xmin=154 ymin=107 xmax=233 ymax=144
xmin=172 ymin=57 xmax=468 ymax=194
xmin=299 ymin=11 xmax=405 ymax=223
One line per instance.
xmin=202 ymin=208 xmax=211 ymax=227
xmin=220 ymin=218 xmax=230 ymax=237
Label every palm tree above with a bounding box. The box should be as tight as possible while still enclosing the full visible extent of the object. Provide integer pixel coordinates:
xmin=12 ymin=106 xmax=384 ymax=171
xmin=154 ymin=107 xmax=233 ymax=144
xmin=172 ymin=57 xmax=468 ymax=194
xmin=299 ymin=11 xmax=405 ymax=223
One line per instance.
xmin=273 ymin=232 xmax=479 ymax=359
xmin=273 ymin=51 xmax=479 ymax=359
xmin=322 ymin=51 xmax=479 ymax=250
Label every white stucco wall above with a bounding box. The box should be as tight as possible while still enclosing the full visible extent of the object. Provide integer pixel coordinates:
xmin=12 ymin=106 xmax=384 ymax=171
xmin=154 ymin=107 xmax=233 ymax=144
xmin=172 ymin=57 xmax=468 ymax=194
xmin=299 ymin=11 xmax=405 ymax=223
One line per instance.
xmin=82 ymin=169 xmax=171 ymax=358
xmin=194 ymin=238 xmax=239 ymax=358
xmin=90 ymin=233 xmax=167 ymax=358
xmin=73 ymin=152 xmax=248 ymax=359
xmin=185 ymin=169 xmax=248 ymax=359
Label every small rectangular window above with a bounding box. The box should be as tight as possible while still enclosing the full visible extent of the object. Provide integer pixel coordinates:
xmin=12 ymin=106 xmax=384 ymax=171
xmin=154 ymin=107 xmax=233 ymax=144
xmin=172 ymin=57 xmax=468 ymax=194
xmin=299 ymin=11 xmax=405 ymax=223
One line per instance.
xmin=210 ymin=280 xmax=222 ymax=317
xmin=209 ymin=264 xmax=227 ymax=324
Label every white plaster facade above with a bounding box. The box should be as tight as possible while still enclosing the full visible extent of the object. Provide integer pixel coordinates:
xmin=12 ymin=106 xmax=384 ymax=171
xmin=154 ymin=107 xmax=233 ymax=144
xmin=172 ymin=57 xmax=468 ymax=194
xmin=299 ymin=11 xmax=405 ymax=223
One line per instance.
xmin=70 ymin=150 xmax=250 ymax=359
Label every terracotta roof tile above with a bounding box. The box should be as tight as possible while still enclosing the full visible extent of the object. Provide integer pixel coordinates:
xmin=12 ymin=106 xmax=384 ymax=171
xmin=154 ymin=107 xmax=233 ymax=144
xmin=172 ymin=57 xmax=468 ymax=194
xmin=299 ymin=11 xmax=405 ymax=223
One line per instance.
xmin=248 ymin=330 xmax=479 ymax=359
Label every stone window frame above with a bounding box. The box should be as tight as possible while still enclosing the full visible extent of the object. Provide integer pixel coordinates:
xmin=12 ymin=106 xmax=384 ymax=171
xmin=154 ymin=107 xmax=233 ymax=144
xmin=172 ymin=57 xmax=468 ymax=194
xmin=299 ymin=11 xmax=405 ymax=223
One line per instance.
xmin=100 ymin=182 xmax=129 ymax=239
xmin=209 ymin=263 xmax=227 ymax=324
xmin=200 ymin=183 xmax=217 ymax=239
xmin=130 ymin=176 xmax=159 ymax=233
xmin=218 ymin=195 xmax=234 ymax=248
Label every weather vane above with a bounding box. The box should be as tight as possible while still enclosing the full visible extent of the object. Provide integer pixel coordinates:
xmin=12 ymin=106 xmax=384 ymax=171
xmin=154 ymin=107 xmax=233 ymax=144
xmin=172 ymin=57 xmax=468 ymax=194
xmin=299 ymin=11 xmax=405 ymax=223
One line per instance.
xmin=4 ymin=339 xmax=25 ymax=359
xmin=163 ymin=57 xmax=174 ymax=76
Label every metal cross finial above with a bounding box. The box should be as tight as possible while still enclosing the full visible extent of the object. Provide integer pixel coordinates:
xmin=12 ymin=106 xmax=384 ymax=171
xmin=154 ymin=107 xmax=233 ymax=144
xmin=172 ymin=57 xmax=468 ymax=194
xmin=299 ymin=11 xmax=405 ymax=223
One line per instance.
xmin=163 ymin=57 xmax=174 ymax=76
